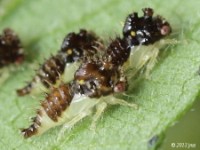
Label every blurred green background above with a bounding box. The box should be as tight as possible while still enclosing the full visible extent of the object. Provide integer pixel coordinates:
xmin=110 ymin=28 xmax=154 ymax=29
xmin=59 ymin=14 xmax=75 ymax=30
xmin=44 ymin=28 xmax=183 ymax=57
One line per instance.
xmin=161 ymin=99 xmax=200 ymax=150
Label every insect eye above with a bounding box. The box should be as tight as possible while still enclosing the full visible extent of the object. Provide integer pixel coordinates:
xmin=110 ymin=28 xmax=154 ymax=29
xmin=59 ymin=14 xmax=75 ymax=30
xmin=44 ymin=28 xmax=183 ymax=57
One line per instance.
xmin=160 ymin=25 xmax=171 ymax=36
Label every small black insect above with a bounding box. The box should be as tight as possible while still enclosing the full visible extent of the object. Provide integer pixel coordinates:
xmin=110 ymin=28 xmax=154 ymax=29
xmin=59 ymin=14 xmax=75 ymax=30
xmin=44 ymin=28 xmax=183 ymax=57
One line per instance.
xmin=123 ymin=8 xmax=171 ymax=46
xmin=122 ymin=7 xmax=173 ymax=78
xmin=0 ymin=28 xmax=24 ymax=68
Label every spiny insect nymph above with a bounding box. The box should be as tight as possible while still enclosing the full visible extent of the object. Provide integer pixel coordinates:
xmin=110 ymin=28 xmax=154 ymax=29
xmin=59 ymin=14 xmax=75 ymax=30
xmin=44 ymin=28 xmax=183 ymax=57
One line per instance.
xmin=0 ymin=28 xmax=24 ymax=67
xmin=21 ymin=47 xmax=132 ymax=138
xmin=20 ymin=8 xmax=174 ymax=138
xmin=0 ymin=28 xmax=24 ymax=85
xmin=122 ymin=8 xmax=175 ymax=79
xmin=17 ymin=29 xmax=102 ymax=96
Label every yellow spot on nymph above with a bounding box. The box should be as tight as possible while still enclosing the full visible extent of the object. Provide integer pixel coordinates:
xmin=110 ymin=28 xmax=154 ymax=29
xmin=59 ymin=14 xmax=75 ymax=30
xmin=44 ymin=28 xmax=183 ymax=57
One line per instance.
xmin=78 ymin=79 xmax=85 ymax=85
xmin=130 ymin=31 xmax=136 ymax=37
xmin=67 ymin=49 xmax=73 ymax=55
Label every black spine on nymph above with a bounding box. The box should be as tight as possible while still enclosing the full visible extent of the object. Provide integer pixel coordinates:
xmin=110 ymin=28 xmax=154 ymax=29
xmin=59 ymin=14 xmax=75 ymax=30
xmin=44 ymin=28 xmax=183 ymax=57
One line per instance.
xmin=123 ymin=8 xmax=171 ymax=46
xmin=60 ymin=29 xmax=101 ymax=63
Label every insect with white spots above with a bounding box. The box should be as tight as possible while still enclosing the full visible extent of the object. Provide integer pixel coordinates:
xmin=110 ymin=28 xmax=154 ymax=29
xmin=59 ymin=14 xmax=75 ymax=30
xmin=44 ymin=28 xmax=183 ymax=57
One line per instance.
xmin=20 ymin=8 xmax=175 ymax=138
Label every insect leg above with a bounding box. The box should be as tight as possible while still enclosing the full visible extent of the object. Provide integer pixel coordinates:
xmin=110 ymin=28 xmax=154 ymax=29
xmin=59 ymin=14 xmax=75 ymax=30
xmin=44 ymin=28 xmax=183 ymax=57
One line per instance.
xmin=144 ymin=47 xmax=159 ymax=78
xmin=90 ymin=102 xmax=107 ymax=131
xmin=0 ymin=67 xmax=9 ymax=85
xmin=106 ymin=96 xmax=138 ymax=109
xmin=144 ymin=38 xmax=179 ymax=78
xmin=158 ymin=39 xmax=179 ymax=46
xmin=58 ymin=109 xmax=92 ymax=140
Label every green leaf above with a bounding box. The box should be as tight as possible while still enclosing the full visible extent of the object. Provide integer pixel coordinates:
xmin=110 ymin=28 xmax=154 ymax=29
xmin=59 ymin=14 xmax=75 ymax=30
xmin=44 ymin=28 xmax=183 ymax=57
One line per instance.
xmin=0 ymin=0 xmax=200 ymax=150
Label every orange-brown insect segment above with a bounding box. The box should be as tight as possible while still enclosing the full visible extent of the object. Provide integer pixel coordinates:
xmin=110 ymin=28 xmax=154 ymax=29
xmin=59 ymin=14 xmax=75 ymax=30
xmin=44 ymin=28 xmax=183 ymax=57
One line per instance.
xmin=41 ymin=84 xmax=73 ymax=122
xmin=21 ymin=84 xmax=73 ymax=138
xmin=0 ymin=28 xmax=24 ymax=67
xmin=17 ymin=29 xmax=102 ymax=96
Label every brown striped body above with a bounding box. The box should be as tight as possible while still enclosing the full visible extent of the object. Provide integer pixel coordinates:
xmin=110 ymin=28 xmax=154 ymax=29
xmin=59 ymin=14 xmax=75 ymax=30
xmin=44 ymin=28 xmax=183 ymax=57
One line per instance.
xmin=105 ymin=37 xmax=130 ymax=66
xmin=17 ymin=29 xmax=102 ymax=96
xmin=21 ymin=83 xmax=73 ymax=138
xmin=17 ymin=53 xmax=66 ymax=96
xmin=0 ymin=28 xmax=24 ymax=67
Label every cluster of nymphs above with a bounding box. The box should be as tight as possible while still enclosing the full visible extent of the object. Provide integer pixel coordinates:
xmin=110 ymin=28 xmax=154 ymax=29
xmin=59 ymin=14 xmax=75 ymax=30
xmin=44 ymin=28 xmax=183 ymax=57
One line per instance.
xmin=17 ymin=8 xmax=172 ymax=138
xmin=0 ymin=28 xmax=24 ymax=68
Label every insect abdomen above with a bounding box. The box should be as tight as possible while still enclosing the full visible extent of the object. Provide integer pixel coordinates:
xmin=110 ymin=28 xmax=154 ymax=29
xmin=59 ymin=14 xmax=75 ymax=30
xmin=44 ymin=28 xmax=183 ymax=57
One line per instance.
xmin=17 ymin=53 xmax=66 ymax=96
xmin=106 ymin=38 xmax=130 ymax=66
xmin=21 ymin=83 xmax=73 ymax=138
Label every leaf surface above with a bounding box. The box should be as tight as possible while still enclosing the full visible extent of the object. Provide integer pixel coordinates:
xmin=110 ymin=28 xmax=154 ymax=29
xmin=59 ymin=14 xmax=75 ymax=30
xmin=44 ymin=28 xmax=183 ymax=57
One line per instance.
xmin=0 ymin=0 xmax=200 ymax=149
